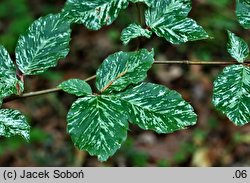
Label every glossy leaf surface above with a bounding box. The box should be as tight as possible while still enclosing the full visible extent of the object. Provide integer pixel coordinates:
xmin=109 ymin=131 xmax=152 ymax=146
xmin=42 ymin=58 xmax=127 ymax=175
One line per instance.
xmin=227 ymin=30 xmax=249 ymax=63
xmin=16 ymin=14 xmax=71 ymax=75
xmin=63 ymin=0 xmax=129 ymax=30
xmin=121 ymin=23 xmax=152 ymax=44
xmin=0 ymin=45 xmax=23 ymax=99
xmin=236 ymin=0 xmax=250 ymax=29
xmin=117 ymin=83 xmax=197 ymax=133
xmin=58 ymin=79 xmax=92 ymax=96
xmin=0 ymin=109 xmax=30 ymax=141
xmin=67 ymin=95 xmax=129 ymax=161
xmin=213 ymin=65 xmax=250 ymax=126
xmin=145 ymin=0 xmax=209 ymax=44
xmin=96 ymin=49 xmax=154 ymax=93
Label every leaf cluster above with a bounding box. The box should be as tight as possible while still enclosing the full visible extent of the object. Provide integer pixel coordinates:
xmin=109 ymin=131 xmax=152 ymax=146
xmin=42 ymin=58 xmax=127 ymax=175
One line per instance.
xmin=59 ymin=49 xmax=197 ymax=161
xmin=0 ymin=0 xmax=249 ymax=161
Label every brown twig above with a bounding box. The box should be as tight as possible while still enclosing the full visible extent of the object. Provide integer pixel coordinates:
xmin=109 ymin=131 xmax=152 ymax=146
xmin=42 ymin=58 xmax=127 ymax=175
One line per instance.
xmin=3 ymin=60 xmax=250 ymax=103
xmin=3 ymin=75 xmax=96 ymax=103
xmin=154 ymin=60 xmax=250 ymax=65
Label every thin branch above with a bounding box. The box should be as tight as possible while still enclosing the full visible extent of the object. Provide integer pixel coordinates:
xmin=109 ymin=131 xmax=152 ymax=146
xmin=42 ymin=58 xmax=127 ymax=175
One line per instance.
xmin=3 ymin=60 xmax=250 ymax=103
xmin=154 ymin=60 xmax=250 ymax=65
xmin=16 ymin=87 xmax=61 ymax=99
xmin=3 ymin=75 xmax=96 ymax=103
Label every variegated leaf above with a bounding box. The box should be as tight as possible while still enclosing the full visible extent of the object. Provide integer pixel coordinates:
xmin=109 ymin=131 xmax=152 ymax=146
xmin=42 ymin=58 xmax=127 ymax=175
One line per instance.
xmin=67 ymin=95 xmax=129 ymax=161
xmin=15 ymin=14 xmax=71 ymax=75
xmin=145 ymin=0 xmax=209 ymax=44
xmin=0 ymin=109 xmax=30 ymax=141
xmin=0 ymin=45 xmax=16 ymax=78
xmin=96 ymin=49 xmax=154 ymax=93
xmin=58 ymin=79 xmax=92 ymax=96
xmin=117 ymin=83 xmax=197 ymax=133
xmin=213 ymin=65 xmax=250 ymax=126
xmin=63 ymin=0 xmax=129 ymax=30
xmin=0 ymin=45 xmax=24 ymax=99
xmin=121 ymin=23 xmax=152 ymax=45
xmin=227 ymin=30 xmax=249 ymax=63
xmin=236 ymin=0 xmax=250 ymax=29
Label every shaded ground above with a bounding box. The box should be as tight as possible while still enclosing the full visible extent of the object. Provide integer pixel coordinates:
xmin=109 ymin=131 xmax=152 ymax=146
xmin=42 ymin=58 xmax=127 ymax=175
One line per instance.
xmin=0 ymin=0 xmax=249 ymax=166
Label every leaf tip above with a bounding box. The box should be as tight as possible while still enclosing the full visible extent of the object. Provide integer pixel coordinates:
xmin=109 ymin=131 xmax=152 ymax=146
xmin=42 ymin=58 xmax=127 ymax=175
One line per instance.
xmin=227 ymin=30 xmax=249 ymax=63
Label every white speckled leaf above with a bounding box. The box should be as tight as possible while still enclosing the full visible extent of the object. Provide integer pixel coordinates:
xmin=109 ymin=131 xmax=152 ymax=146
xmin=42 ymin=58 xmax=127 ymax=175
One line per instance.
xmin=145 ymin=0 xmax=209 ymax=44
xmin=0 ymin=46 xmax=16 ymax=78
xmin=117 ymin=83 xmax=197 ymax=133
xmin=58 ymin=79 xmax=92 ymax=96
xmin=96 ymin=49 xmax=154 ymax=93
xmin=0 ymin=45 xmax=24 ymax=99
xmin=67 ymin=95 xmax=129 ymax=161
xmin=227 ymin=31 xmax=249 ymax=63
xmin=129 ymin=0 xmax=153 ymax=6
xmin=213 ymin=65 xmax=250 ymax=126
xmin=0 ymin=109 xmax=30 ymax=141
xmin=63 ymin=0 xmax=129 ymax=30
xmin=236 ymin=0 xmax=250 ymax=29
xmin=121 ymin=23 xmax=152 ymax=45
xmin=15 ymin=14 xmax=71 ymax=75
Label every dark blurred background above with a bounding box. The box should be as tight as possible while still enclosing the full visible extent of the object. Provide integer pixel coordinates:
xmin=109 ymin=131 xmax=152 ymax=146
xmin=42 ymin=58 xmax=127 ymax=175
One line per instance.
xmin=0 ymin=0 xmax=249 ymax=166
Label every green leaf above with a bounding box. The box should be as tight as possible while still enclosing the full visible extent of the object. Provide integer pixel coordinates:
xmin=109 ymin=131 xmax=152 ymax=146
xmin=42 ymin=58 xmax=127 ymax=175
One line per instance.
xmin=213 ymin=65 xmax=250 ymax=126
xmin=236 ymin=0 xmax=250 ymax=29
xmin=0 ymin=45 xmax=24 ymax=99
xmin=96 ymin=49 xmax=154 ymax=93
xmin=227 ymin=30 xmax=249 ymax=63
xmin=58 ymin=79 xmax=92 ymax=96
xmin=148 ymin=0 xmax=192 ymax=18
xmin=121 ymin=23 xmax=152 ymax=45
xmin=117 ymin=83 xmax=197 ymax=133
xmin=145 ymin=0 xmax=209 ymax=44
xmin=67 ymin=95 xmax=129 ymax=161
xmin=63 ymin=0 xmax=129 ymax=30
xmin=129 ymin=0 xmax=154 ymax=6
xmin=0 ymin=46 xmax=16 ymax=78
xmin=15 ymin=14 xmax=71 ymax=75
xmin=0 ymin=109 xmax=30 ymax=141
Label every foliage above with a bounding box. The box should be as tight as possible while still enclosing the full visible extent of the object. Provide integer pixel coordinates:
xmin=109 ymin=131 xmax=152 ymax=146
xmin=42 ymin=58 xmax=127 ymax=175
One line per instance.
xmin=0 ymin=46 xmax=23 ymax=101
xmin=227 ymin=30 xmax=249 ymax=63
xmin=213 ymin=31 xmax=250 ymax=126
xmin=0 ymin=109 xmax=30 ymax=141
xmin=63 ymin=49 xmax=197 ymax=161
xmin=62 ymin=0 xmax=152 ymax=30
xmin=59 ymin=79 xmax=92 ymax=96
xmin=144 ymin=0 xmax=209 ymax=44
xmin=15 ymin=13 xmax=71 ymax=75
xmin=213 ymin=65 xmax=250 ymax=126
xmin=96 ymin=49 xmax=154 ymax=93
xmin=236 ymin=0 xmax=250 ymax=29
xmin=0 ymin=0 xmax=249 ymax=161
xmin=121 ymin=23 xmax=152 ymax=45
xmin=63 ymin=0 xmax=129 ymax=30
